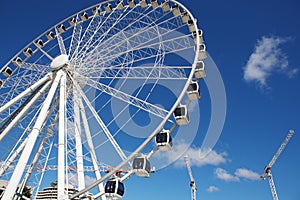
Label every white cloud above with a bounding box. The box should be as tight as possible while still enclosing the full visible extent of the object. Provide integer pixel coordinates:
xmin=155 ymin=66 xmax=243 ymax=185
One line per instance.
xmin=68 ymin=172 xmax=96 ymax=187
xmin=215 ymin=168 xmax=240 ymax=182
xmin=243 ymin=36 xmax=298 ymax=86
xmin=234 ymin=168 xmax=260 ymax=181
xmin=215 ymin=168 xmax=260 ymax=182
xmin=173 ymin=146 xmax=228 ymax=167
xmin=207 ymin=185 xmax=220 ymax=193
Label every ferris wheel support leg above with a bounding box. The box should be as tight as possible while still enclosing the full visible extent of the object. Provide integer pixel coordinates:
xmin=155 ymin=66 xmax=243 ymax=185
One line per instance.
xmin=72 ymin=79 xmax=128 ymax=162
xmin=73 ymin=87 xmax=85 ymax=190
xmin=0 ymin=80 xmax=51 ymax=142
xmin=0 ymin=74 xmax=51 ymax=115
xmin=1 ymin=71 xmax=63 ymax=200
xmin=78 ymin=96 xmax=107 ymax=199
xmin=58 ymin=71 xmax=67 ymax=200
xmin=0 ymin=80 xmax=51 ymax=178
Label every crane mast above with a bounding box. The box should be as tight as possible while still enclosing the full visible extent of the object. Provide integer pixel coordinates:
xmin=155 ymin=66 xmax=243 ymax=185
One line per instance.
xmin=261 ymin=129 xmax=295 ymax=200
xmin=184 ymin=155 xmax=197 ymax=200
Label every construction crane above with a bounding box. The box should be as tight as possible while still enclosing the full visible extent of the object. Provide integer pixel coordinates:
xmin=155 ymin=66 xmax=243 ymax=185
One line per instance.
xmin=261 ymin=129 xmax=295 ymax=200
xmin=184 ymin=155 xmax=197 ymax=200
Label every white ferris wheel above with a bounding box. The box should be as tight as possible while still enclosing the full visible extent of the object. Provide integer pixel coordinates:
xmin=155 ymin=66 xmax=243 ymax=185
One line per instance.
xmin=0 ymin=0 xmax=206 ymax=199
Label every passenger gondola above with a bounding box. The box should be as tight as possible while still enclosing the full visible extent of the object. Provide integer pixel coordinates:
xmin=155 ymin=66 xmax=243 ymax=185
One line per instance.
xmin=35 ymin=39 xmax=44 ymax=48
xmin=105 ymin=178 xmax=125 ymax=199
xmin=12 ymin=57 xmax=23 ymax=67
xmin=128 ymin=0 xmax=136 ymax=8
xmin=80 ymin=12 xmax=89 ymax=21
xmin=139 ymin=0 xmax=148 ymax=8
xmin=172 ymin=4 xmax=180 ymax=17
xmin=155 ymin=129 xmax=173 ymax=151
xmin=194 ymin=60 xmax=206 ymax=79
xmin=187 ymin=81 xmax=200 ymax=100
xmin=105 ymin=3 xmax=113 ymax=12
xmin=23 ymin=48 xmax=33 ymax=57
xmin=46 ymin=31 xmax=55 ymax=40
xmin=198 ymin=44 xmax=207 ymax=60
xmin=1 ymin=67 xmax=13 ymax=77
xmin=132 ymin=155 xmax=151 ymax=177
xmin=151 ymin=0 xmax=159 ymax=9
xmin=162 ymin=1 xmax=170 ymax=12
xmin=173 ymin=104 xmax=189 ymax=125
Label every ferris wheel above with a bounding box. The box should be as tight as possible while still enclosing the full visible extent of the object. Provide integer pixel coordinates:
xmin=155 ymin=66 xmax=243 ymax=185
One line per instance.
xmin=0 ymin=0 xmax=206 ymax=199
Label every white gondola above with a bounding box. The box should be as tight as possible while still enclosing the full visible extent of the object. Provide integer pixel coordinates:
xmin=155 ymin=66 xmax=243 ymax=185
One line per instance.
xmin=116 ymin=1 xmax=125 ymax=10
xmin=23 ymin=48 xmax=33 ymax=57
xmin=35 ymin=39 xmax=44 ymax=48
xmin=187 ymin=81 xmax=200 ymax=100
xmin=12 ymin=57 xmax=23 ymax=67
xmin=181 ymin=11 xmax=190 ymax=23
xmin=151 ymin=0 xmax=159 ymax=9
xmin=92 ymin=7 xmax=101 ymax=15
xmin=161 ymin=0 xmax=170 ymax=12
xmin=194 ymin=60 xmax=206 ymax=79
xmin=105 ymin=3 xmax=113 ymax=12
xmin=139 ymin=0 xmax=148 ymax=8
xmin=172 ymin=4 xmax=181 ymax=17
xmin=2 ymin=67 xmax=13 ymax=77
xmin=192 ymin=29 xmax=204 ymax=44
xmin=105 ymin=178 xmax=125 ymax=200
xmin=46 ymin=31 xmax=55 ymax=40
xmin=69 ymin=17 xmax=77 ymax=26
xmin=173 ymin=104 xmax=189 ymax=125
xmin=132 ymin=155 xmax=151 ymax=177
xmin=0 ymin=80 xmax=2 ymax=87
xmin=80 ymin=12 xmax=88 ymax=21
xmin=188 ymin=20 xmax=196 ymax=33
xmin=198 ymin=44 xmax=207 ymax=60
xmin=57 ymin=24 xmax=66 ymax=33
xmin=155 ymin=129 xmax=173 ymax=151
xmin=128 ymin=0 xmax=136 ymax=8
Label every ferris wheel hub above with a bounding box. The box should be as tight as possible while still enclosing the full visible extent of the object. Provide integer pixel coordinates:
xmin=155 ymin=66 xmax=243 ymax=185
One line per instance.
xmin=50 ymin=54 xmax=69 ymax=71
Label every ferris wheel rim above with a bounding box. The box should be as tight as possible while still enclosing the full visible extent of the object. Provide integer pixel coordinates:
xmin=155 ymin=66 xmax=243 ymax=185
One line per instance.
xmin=0 ymin=0 xmax=202 ymax=199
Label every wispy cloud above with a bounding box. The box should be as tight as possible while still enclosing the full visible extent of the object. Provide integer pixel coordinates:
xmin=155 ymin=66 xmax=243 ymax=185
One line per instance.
xmin=206 ymin=185 xmax=220 ymax=193
xmin=173 ymin=145 xmax=228 ymax=167
xmin=243 ymin=36 xmax=298 ymax=87
xmin=234 ymin=168 xmax=260 ymax=181
xmin=215 ymin=168 xmax=260 ymax=182
xmin=215 ymin=168 xmax=240 ymax=182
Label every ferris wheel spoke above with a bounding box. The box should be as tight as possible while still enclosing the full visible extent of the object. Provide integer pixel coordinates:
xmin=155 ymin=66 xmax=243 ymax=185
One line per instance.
xmin=80 ymin=65 xmax=188 ymax=80
xmin=0 ymin=80 xmax=51 ymax=143
xmin=82 ymin=75 xmax=169 ymax=119
xmin=55 ymin=27 xmax=67 ymax=55
xmin=82 ymin=8 xmax=180 ymax=66
xmin=97 ymin=11 xmax=182 ymax=59
xmin=77 ymin=95 xmax=106 ymax=194
xmin=68 ymin=15 xmax=83 ymax=60
xmin=0 ymin=74 xmax=51 ymax=115
xmin=72 ymin=6 xmax=132 ymax=64
xmin=91 ymin=5 xmax=158 ymax=55
xmin=82 ymin=28 xmax=191 ymax=71
xmin=74 ymin=83 xmax=129 ymax=163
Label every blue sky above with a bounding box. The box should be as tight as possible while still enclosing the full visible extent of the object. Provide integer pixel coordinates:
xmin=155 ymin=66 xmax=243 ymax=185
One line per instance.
xmin=0 ymin=0 xmax=300 ymax=200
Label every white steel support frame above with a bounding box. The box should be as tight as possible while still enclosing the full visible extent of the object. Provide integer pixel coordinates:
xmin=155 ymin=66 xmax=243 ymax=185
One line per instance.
xmin=261 ymin=130 xmax=295 ymax=200
xmin=0 ymin=80 xmax=51 ymax=142
xmin=0 ymin=74 xmax=51 ymax=116
xmin=2 ymin=71 xmax=63 ymax=200
xmin=71 ymin=77 xmax=128 ymax=162
xmin=268 ymin=171 xmax=279 ymax=200
xmin=184 ymin=155 xmax=197 ymax=200
xmin=73 ymin=84 xmax=85 ymax=190
xmin=78 ymin=96 xmax=107 ymax=200
xmin=58 ymin=71 xmax=67 ymax=200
